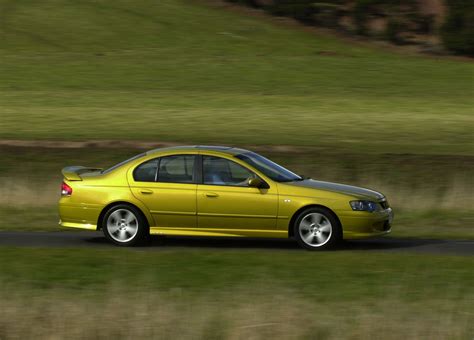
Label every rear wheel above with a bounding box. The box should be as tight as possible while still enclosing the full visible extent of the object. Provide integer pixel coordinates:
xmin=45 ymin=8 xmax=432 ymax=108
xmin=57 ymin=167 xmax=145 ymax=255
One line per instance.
xmin=102 ymin=204 xmax=149 ymax=246
xmin=294 ymin=207 xmax=341 ymax=250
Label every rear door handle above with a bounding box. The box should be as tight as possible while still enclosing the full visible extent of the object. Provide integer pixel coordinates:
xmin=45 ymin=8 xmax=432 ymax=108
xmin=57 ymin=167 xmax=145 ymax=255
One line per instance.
xmin=140 ymin=189 xmax=153 ymax=195
xmin=205 ymin=192 xmax=219 ymax=198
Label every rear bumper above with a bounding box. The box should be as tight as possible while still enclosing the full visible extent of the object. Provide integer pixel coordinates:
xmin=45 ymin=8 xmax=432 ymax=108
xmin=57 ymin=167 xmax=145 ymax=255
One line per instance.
xmin=339 ymin=208 xmax=393 ymax=239
xmin=59 ymin=200 xmax=101 ymax=231
xmin=59 ymin=220 xmax=97 ymax=230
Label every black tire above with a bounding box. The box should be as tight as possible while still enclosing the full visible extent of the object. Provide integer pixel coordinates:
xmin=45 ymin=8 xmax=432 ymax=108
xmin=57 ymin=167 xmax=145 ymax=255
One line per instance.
xmin=293 ymin=207 xmax=342 ymax=250
xmin=102 ymin=204 xmax=149 ymax=246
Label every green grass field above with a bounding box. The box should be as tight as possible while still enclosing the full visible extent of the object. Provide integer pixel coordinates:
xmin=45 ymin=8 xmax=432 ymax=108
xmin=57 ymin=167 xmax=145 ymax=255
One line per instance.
xmin=1 ymin=0 xmax=473 ymax=154
xmin=0 ymin=247 xmax=472 ymax=339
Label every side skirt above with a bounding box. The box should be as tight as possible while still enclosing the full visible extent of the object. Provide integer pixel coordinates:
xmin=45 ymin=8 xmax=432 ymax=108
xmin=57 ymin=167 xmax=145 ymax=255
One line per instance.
xmin=150 ymin=227 xmax=288 ymax=238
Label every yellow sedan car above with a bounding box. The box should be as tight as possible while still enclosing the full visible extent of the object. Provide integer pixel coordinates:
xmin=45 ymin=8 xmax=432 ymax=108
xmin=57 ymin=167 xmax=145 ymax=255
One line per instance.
xmin=59 ymin=146 xmax=393 ymax=250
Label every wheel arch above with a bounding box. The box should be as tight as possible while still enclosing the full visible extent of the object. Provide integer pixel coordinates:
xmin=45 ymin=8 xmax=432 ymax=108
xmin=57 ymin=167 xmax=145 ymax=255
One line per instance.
xmin=97 ymin=201 xmax=152 ymax=230
xmin=288 ymin=204 xmax=342 ymax=238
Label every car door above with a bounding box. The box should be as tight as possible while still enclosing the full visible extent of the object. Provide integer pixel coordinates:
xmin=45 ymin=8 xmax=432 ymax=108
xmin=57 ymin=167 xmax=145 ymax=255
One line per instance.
xmin=129 ymin=154 xmax=197 ymax=229
xmin=197 ymin=155 xmax=278 ymax=230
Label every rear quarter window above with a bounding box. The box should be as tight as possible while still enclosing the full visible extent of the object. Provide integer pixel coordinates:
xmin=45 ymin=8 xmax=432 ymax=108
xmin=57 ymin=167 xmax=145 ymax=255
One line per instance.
xmin=133 ymin=159 xmax=159 ymax=182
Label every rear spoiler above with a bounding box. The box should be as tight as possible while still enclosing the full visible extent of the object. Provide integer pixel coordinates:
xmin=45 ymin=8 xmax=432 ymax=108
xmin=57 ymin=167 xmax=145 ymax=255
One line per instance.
xmin=62 ymin=166 xmax=103 ymax=181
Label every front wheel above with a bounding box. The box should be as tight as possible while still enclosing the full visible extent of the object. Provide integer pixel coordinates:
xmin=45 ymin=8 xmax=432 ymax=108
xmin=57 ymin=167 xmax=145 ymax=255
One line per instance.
xmin=102 ymin=204 xmax=149 ymax=246
xmin=294 ymin=207 xmax=342 ymax=250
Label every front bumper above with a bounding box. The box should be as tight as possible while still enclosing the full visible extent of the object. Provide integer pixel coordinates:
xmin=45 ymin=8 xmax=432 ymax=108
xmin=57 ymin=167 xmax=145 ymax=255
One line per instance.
xmin=339 ymin=208 xmax=393 ymax=239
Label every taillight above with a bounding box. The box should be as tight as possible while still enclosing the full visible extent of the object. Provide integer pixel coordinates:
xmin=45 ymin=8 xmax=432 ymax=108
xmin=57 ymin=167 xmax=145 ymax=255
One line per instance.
xmin=61 ymin=182 xmax=73 ymax=196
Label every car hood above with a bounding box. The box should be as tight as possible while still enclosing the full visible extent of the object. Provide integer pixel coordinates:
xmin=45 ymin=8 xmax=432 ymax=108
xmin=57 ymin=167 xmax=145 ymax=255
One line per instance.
xmin=283 ymin=179 xmax=384 ymax=200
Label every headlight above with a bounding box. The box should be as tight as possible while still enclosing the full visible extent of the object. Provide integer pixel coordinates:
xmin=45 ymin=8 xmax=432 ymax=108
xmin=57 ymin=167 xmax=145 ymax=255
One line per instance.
xmin=350 ymin=200 xmax=378 ymax=212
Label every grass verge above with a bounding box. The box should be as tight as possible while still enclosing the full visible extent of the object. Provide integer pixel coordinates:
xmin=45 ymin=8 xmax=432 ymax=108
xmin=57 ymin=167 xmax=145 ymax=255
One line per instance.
xmin=0 ymin=247 xmax=472 ymax=338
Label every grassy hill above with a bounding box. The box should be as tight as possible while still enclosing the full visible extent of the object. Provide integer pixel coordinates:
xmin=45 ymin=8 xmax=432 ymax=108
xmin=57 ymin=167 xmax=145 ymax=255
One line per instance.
xmin=1 ymin=0 xmax=473 ymax=155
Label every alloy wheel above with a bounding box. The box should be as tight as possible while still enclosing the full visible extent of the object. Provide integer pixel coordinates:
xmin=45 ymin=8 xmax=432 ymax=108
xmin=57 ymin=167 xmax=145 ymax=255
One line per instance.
xmin=298 ymin=212 xmax=333 ymax=247
xmin=106 ymin=209 xmax=139 ymax=243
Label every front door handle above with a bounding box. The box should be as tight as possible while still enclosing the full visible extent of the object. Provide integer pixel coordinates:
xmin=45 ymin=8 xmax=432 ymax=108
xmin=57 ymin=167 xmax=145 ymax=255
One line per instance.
xmin=205 ymin=192 xmax=219 ymax=198
xmin=140 ymin=189 xmax=153 ymax=195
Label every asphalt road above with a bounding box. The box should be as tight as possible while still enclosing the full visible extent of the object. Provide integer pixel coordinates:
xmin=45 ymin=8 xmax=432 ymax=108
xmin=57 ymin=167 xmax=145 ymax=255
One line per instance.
xmin=0 ymin=231 xmax=472 ymax=255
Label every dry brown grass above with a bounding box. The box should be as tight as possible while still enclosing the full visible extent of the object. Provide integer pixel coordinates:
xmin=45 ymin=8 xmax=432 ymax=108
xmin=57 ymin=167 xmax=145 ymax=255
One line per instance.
xmin=0 ymin=287 xmax=471 ymax=339
xmin=1 ymin=174 xmax=472 ymax=211
xmin=357 ymin=174 xmax=473 ymax=211
xmin=0 ymin=179 xmax=59 ymax=207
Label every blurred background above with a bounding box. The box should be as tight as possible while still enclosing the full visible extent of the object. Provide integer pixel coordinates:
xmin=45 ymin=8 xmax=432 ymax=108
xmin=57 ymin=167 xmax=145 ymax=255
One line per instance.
xmin=0 ymin=0 xmax=473 ymax=338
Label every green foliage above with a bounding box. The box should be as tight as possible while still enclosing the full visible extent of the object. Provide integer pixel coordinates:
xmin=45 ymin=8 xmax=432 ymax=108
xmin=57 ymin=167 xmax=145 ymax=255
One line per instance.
xmin=311 ymin=2 xmax=345 ymax=28
xmin=385 ymin=17 xmax=405 ymax=44
xmin=412 ymin=13 xmax=435 ymax=34
xmin=441 ymin=0 xmax=474 ymax=56
xmin=266 ymin=0 xmax=316 ymax=23
xmin=227 ymin=0 xmax=260 ymax=7
xmin=353 ymin=0 xmax=416 ymax=37
xmin=353 ymin=0 xmax=379 ymax=35
xmin=227 ymin=0 xmax=474 ymax=54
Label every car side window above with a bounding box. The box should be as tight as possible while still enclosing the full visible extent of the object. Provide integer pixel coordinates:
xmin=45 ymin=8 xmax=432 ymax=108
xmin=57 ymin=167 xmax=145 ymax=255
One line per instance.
xmin=157 ymin=155 xmax=195 ymax=183
xmin=203 ymin=156 xmax=256 ymax=186
xmin=133 ymin=159 xmax=159 ymax=182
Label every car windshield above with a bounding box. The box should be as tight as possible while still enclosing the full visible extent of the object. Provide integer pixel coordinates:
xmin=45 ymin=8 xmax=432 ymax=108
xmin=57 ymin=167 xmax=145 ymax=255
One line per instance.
xmin=102 ymin=153 xmax=146 ymax=174
xmin=235 ymin=152 xmax=302 ymax=182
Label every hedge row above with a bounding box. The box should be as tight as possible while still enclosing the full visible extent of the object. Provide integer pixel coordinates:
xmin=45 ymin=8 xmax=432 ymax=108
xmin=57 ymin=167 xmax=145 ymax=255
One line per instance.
xmin=227 ymin=0 xmax=474 ymax=56
xmin=441 ymin=0 xmax=474 ymax=56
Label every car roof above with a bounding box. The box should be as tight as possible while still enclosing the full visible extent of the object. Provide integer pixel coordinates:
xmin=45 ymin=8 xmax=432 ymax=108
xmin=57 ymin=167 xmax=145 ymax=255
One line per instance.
xmin=146 ymin=145 xmax=251 ymax=156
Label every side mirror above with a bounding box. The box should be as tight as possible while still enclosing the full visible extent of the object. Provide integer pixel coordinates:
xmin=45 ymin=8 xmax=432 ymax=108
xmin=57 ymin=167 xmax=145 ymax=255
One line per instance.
xmin=248 ymin=177 xmax=268 ymax=189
